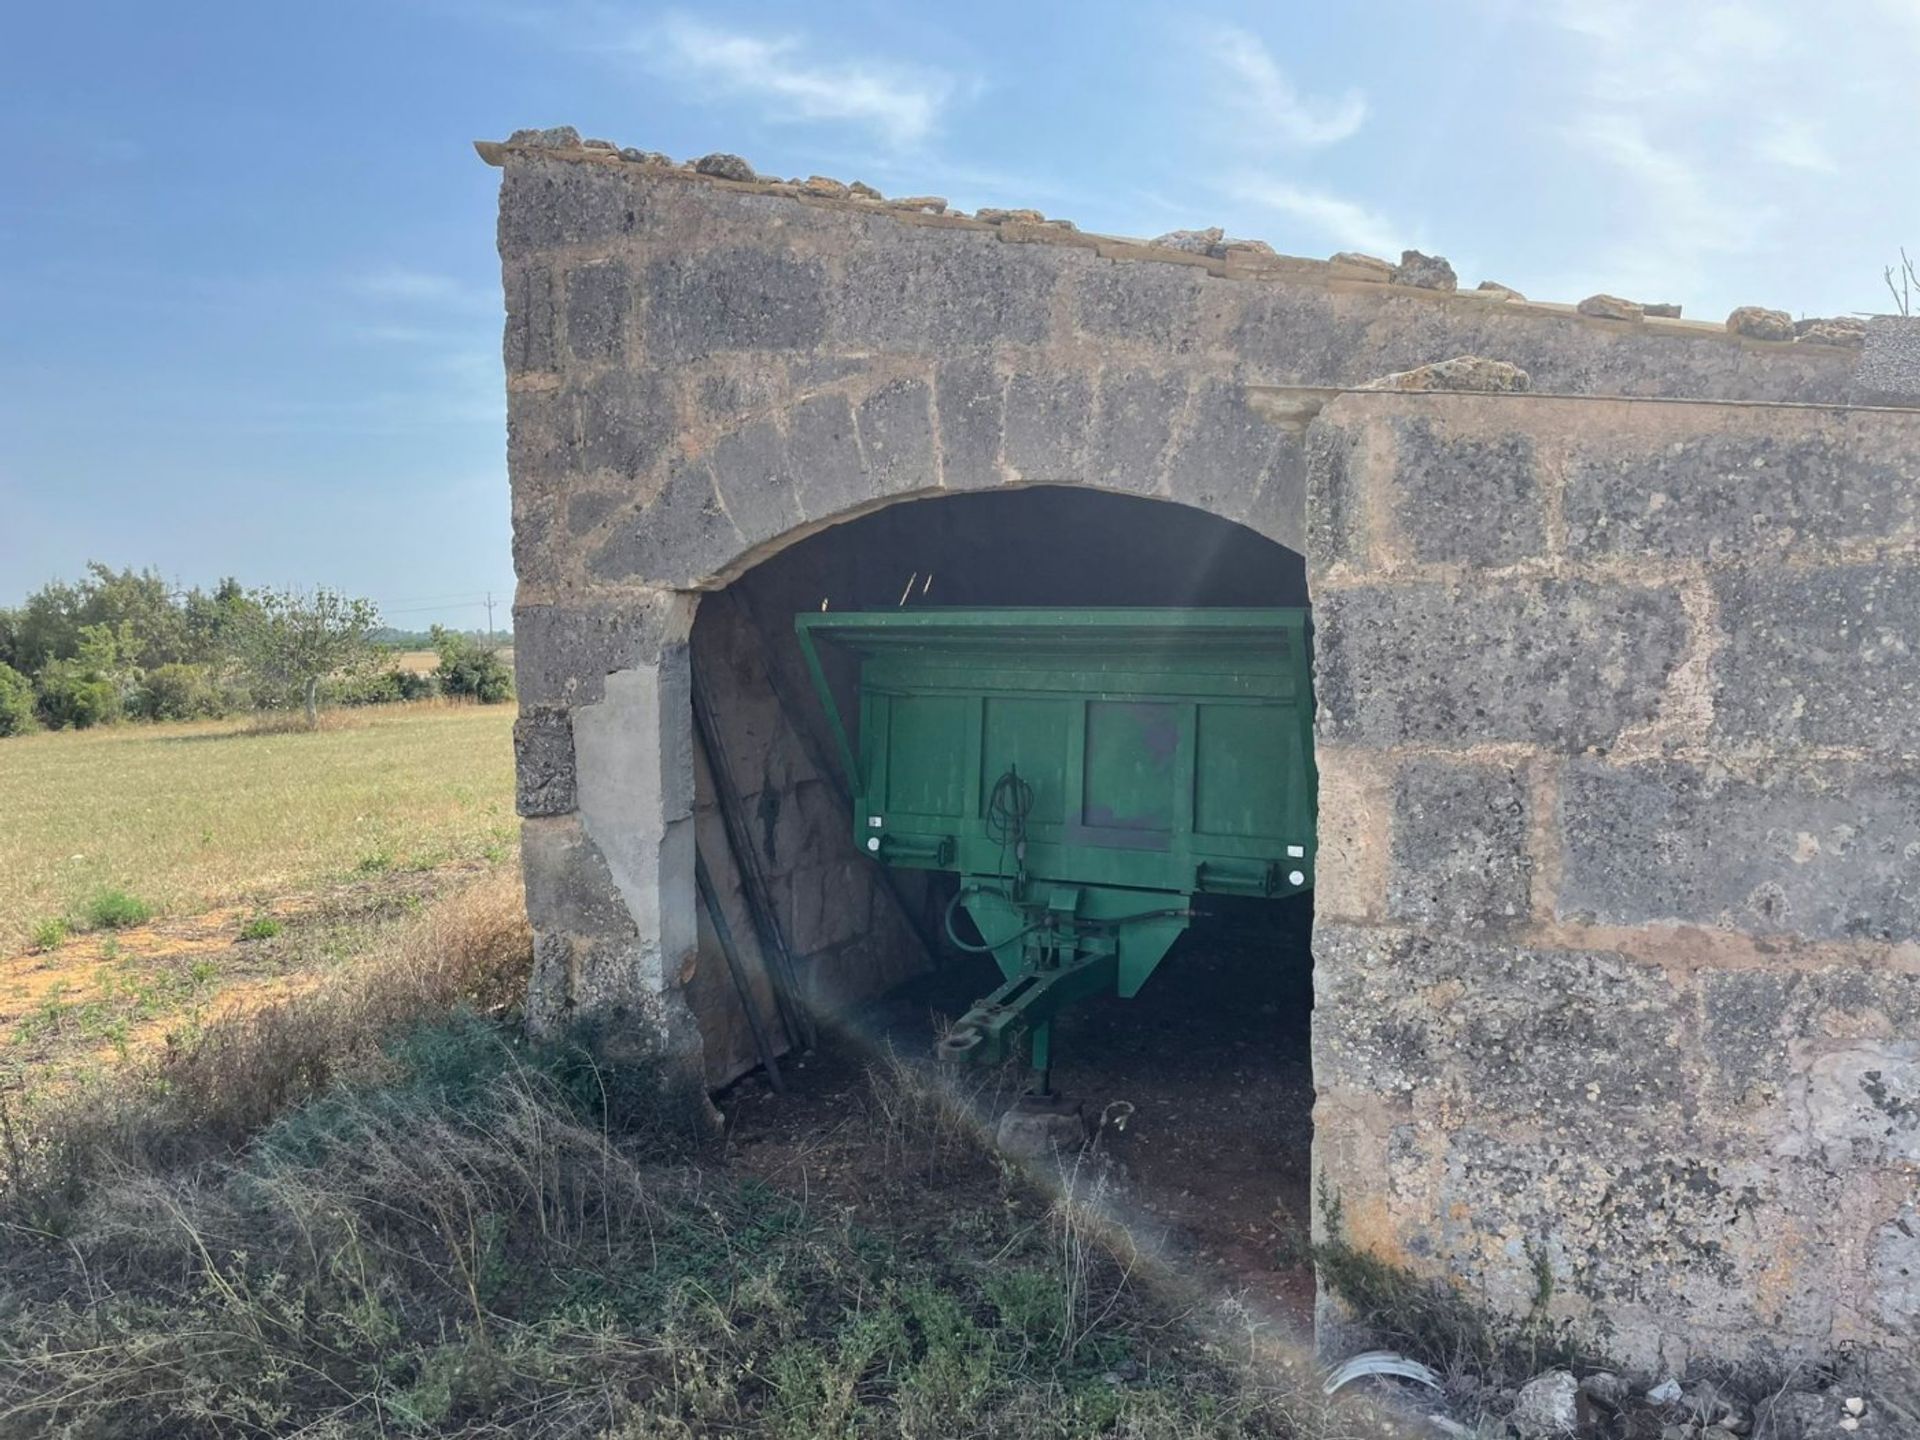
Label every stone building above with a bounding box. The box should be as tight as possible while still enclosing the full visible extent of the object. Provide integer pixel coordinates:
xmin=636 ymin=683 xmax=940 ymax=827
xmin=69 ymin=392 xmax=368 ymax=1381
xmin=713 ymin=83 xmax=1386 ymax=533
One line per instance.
xmin=481 ymin=130 xmax=1920 ymax=1371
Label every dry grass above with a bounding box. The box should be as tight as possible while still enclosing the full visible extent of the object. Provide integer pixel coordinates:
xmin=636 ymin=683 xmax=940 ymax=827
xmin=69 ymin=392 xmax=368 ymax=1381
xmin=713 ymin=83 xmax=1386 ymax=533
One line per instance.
xmin=0 ymin=702 xmax=517 ymax=953
xmin=0 ymin=864 xmax=533 ymax=1221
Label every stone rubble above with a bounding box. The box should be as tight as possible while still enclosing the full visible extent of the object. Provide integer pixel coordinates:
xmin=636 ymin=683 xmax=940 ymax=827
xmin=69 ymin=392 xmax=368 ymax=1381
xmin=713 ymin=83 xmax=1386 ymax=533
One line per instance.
xmin=1578 ymin=293 xmax=1645 ymax=321
xmin=506 ymin=124 xmax=582 ymax=148
xmin=1644 ymin=301 xmax=1682 ymax=318
xmin=1509 ymin=1370 xmax=1580 ymax=1437
xmin=1152 ymin=227 xmax=1225 ymax=255
xmin=1392 ymin=249 xmax=1458 ymax=290
xmin=1796 ymin=316 xmax=1867 ymax=347
xmin=1727 ymin=305 xmax=1796 ymax=341
xmin=692 ymin=152 xmax=758 ymax=182
xmin=1332 ymin=251 xmax=1398 ymax=279
xmin=1477 ymin=279 xmax=1526 ymax=300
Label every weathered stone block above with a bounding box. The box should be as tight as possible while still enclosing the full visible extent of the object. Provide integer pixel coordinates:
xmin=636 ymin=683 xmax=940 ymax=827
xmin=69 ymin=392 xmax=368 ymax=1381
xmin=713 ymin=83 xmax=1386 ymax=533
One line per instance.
xmin=1388 ymin=418 xmax=1542 ymax=567
xmin=1558 ymin=759 xmax=1920 ymax=940
xmin=1087 ymin=369 xmax=1181 ymax=494
xmin=855 ymin=377 xmax=938 ymax=495
xmin=1165 ymin=377 xmax=1289 ymax=523
xmin=499 ymin=157 xmax=639 ymax=252
xmin=837 ymin=229 xmax=1061 ymax=350
xmin=512 ymin=596 xmax=687 ymax=708
xmin=1870 ymin=1204 xmax=1920 ymax=1333
xmin=933 ymin=355 xmax=1003 ymax=489
xmin=573 ymin=369 xmax=674 ymax=478
xmin=589 ymin=458 xmax=745 ymax=587
xmin=563 ymin=258 xmax=631 ymax=363
xmin=1796 ymin=1040 xmax=1920 ymax=1166
xmin=1702 ymin=967 xmax=1920 ymax=1117
xmin=1855 ymin=315 xmax=1920 ymax=404
xmin=1713 ymin=563 xmax=1920 ymax=750
xmin=1003 ymin=370 xmax=1092 ymax=481
xmin=1314 ymin=579 xmax=1687 ymax=749
xmin=1072 ymin=260 xmax=1204 ymax=347
xmin=506 ymin=386 xmax=570 ymax=481
xmin=788 ymin=391 xmax=869 ymax=521
xmin=1388 ymin=758 xmax=1532 ymax=928
xmin=1314 ymin=926 xmax=1687 ymax=1121
xmin=1303 ymin=414 xmax=1366 ymax=571
xmin=514 ymin=708 xmax=577 ymax=816
xmin=505 ymin=263 xmax=557 ymax=372
xmin=1564 ymin=429 xmax=1916 ymax=560
xmin=645 ymin=248 xmax=828 ymax=360
xmin=707 ymin=418 xmax=804 ymax=549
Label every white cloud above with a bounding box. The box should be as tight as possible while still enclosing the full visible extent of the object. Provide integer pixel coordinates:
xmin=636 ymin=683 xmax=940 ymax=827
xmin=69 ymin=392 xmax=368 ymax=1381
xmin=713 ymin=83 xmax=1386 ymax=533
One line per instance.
xmin=646 ymin=15 xmax=958 ymax=147
xmin=1204 ymin=26 xmax=1366 ymax=149
xmin=1227 ymin=177 xmax=1404 ymax=256
xmin=351 ymin=269 xmax=485 ymax=307
xmin=1755 ymin=118 xmax=1837 ymax=173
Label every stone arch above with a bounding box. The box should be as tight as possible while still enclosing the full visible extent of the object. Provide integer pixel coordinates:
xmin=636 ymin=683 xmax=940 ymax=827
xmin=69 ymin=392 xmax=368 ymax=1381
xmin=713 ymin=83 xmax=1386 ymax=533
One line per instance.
xmin=520 ymin=471 xmax=1310 ymax=1083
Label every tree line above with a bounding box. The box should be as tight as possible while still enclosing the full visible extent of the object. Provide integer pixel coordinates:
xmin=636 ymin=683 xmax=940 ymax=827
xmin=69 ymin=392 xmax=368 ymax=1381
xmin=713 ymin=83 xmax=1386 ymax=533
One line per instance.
xmin=0 ymin=564 xmax=512 ymax=737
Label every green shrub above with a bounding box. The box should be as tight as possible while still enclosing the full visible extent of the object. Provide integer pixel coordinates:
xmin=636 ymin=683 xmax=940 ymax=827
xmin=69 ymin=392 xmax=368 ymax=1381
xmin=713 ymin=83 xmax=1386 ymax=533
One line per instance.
xmin=331 ymin=666 xmax=441 ymax=707
xmin=135 ymin=661 xmax=226 ymax=721
xmin=431 ymin=628 xmax=513 ymax=705
xmin=84 ymin=888 xmax=152 ymax=929
xmin=29 ymin=917 xmax=68 ymax=952
xmin=240 ymin=916 xmax=282 ymax=940
xmin=35 ymin=660 xmax=121 ymax=729
xmin=0 ymin=661 xmax=34 ymax=736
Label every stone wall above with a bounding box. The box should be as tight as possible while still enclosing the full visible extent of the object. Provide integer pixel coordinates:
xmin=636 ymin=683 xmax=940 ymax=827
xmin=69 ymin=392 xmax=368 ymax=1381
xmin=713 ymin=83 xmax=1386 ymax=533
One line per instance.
xmin=1306 ymin=392 xmax=1920 ymax=1370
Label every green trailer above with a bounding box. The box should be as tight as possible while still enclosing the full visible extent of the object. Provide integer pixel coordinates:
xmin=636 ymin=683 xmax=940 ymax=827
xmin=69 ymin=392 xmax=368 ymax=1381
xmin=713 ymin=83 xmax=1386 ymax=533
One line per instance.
xmin=795 ymin=607 xmax=1315 ymax=1093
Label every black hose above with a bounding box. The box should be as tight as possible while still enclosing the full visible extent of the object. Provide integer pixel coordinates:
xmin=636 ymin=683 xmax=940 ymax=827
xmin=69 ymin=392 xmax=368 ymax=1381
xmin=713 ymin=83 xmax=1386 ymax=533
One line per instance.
xmin=943 ymin=885 xmax=1046 ymax=954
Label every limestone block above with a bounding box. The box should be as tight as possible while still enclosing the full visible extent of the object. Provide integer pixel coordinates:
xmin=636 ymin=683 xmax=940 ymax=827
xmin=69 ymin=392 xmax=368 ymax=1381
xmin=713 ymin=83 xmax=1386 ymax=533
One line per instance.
xmin=1558 ymin=759 xmax=1920 ymax=940
xmin=1385 ymin=417 xmax=1543 ymax=566
xmin=1003 ymin=370 xmax=1093 ymax=481
xmin=933 ymin=355 xmax=1004 ymax=490
xmin=644 ymin=248 xmax=829 ymax=360
xmin=512 ymin=596 xmax=686 ymax=708
xmin=707 ymin=418 xmax=804 ymax=549
xmin=788 ymin=392 xmax=870 ymax=521
xmin=563 ymin=258 xmax=631 ymax=363
xmin=1314 ymin=926 xmax=1687 ymax=1122
xmin=1870 ymin=1204 xmax=1920 ymax=1334
xmin=499 ymin=156 xmax=639 ymax=252
xmin=855 ymin=377 xmax=939 ymax=496
xmin=1388 ymin=757 xmax=1533 ymax=928
xmin=1314 ymin=580 xmax=1687 ymax=749
xmin=1072 ymin=260 xmax=1204 ymax=346
xmin=837 ymin=229 xmax=1061 ymax=350
xmin=514 ymin=708 xmax=577 ymax=816
xmin=588 ymin=459 xmax=745 ymax=587
xmin=1087 ymin=369 xmax=1183 ymax=494
xmin=1856 ymin=315 xmax=1920 ymax=403
xmin=1563 ymin=426 xmax=1917 ymax=561
xmin=572 ymin=369 xmax=674 ymax=478
xmin=505 ymin=262 xmax=557 ymax=372
xmin=1712 ymin=562 xmax=1920 ymax=750
xmin=1164 ymin=377 xmax=1289 ymax=523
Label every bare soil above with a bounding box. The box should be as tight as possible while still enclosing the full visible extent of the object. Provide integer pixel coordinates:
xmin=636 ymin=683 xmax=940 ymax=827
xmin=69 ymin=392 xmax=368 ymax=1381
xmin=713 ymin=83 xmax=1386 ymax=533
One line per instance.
xmin=721 ymin=894 xmax=1320 ymax=1332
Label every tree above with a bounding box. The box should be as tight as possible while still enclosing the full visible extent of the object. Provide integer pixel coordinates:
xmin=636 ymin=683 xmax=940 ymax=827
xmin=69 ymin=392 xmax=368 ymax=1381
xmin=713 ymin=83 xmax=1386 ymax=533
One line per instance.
xmin=0 ymin=662 xmax=34 ymax=737
xmin=237 ymin=588 xmax=381 ymax=729
xmin=430 ymin=625 xmax=514 ymax=704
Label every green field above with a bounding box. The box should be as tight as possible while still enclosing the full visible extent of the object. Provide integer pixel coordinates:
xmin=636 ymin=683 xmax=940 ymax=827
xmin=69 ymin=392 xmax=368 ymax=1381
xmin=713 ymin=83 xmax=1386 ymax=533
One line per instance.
xmin=0 ymin=703 xmax=517 ymax=952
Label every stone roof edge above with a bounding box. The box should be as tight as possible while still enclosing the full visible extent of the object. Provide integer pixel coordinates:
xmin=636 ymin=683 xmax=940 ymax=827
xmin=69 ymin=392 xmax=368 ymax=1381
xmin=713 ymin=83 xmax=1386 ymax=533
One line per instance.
xmin=473 ymin=136 xmax=1857 ymax=356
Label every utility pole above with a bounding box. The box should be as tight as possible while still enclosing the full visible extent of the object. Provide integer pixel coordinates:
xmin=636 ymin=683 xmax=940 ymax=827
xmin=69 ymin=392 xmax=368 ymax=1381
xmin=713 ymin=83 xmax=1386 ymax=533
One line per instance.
xmin=484 ymin=592 xmax=495 ymax=648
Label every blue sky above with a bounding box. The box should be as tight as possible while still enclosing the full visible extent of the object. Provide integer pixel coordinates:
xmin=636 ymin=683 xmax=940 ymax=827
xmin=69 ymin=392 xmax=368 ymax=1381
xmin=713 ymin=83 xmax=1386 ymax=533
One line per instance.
xmin=4 ymin=2 xmax=1916 ymax=626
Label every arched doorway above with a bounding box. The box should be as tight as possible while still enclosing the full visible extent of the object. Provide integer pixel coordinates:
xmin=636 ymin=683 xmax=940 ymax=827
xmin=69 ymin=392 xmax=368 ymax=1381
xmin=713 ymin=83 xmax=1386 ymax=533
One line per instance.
xmin=685 ymin=484 xmax=1318 ymax=1310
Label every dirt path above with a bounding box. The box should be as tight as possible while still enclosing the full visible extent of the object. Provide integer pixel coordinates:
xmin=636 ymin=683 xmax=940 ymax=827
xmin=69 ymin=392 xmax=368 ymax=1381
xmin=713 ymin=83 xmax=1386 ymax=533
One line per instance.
xmin=722 ymin=898 xmax=1321 ymax=1331
xmin=0 ymin=862 xmax=492 ymax=1096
